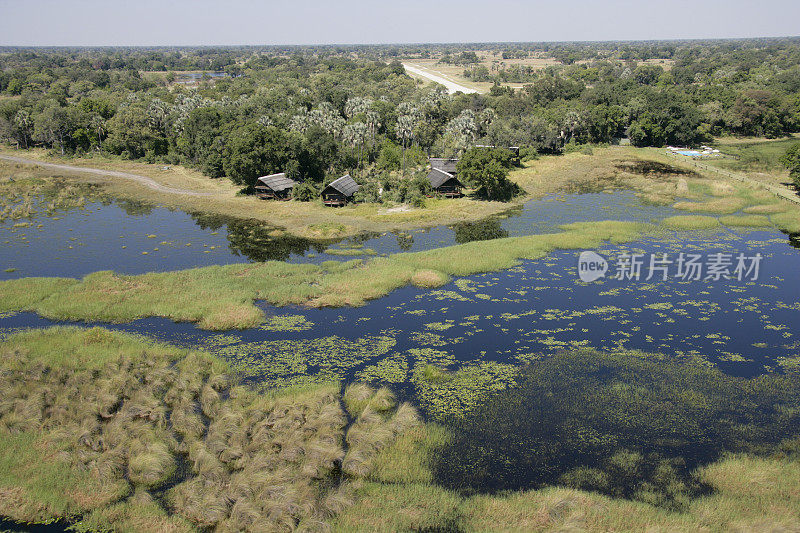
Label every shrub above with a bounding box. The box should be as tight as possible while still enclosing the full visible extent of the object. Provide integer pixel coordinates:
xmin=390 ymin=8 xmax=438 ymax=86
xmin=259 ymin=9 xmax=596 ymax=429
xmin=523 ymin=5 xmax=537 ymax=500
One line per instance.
xmin=779 ymin=143 xmax=800 ymax=188
xmin=354 ymin=179 xmax=381 ymax=203
xmin=456 ymin=147 xmax=521 ymax=201
xmin=292 ymin=180 xmax=318 ymax=202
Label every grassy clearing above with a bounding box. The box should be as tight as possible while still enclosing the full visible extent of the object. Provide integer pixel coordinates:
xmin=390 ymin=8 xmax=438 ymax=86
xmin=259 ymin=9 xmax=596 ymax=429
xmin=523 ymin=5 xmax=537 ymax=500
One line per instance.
xmin=0 ymin=327 xmax=419 ymax=531
xmin=0 ymin=220 xmax=647 ymax=329
xmin=401 ymin=52 xmax=562 ymax=93
xmin=707 ymin=137 xmax=799 ymax=181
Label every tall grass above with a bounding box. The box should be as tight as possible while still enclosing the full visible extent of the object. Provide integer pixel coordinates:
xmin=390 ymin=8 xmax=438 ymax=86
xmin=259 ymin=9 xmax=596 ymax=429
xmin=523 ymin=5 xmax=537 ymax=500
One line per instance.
xmin=0 ymin=327 xmax=421 ymax=531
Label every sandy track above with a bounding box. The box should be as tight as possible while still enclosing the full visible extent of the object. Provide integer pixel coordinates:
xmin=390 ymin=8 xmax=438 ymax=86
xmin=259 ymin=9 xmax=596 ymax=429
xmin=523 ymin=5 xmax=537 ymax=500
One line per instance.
xmin=0 ymin=154 xmax=218 ymax=197
xmin=402 ymin=63 xmax=478 ymax=94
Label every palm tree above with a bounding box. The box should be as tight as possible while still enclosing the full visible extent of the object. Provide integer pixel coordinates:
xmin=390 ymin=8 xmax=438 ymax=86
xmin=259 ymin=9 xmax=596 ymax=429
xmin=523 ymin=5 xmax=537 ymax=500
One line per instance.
xmin=365 ymin=110 xmax=380 ymax=143
xmin=13 ymin=110 xmax=31 ymax=149
xmin=343 ymin=122 xmax=369 ymax=168
xmin=397 ymin=115 xmax=415 ymax=178
xmin=445 ymin=110 xmax=477 ymax=153
xmin=90 ymin=115 xmax=105 ymax=152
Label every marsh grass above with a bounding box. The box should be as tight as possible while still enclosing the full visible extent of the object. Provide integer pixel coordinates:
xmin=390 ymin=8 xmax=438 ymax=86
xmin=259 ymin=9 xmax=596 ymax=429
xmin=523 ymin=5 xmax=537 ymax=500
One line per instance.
xmin=323 ymin=247 xmax=378 ymax=256
xmin=743 ymin=203 xmax=788 ymax=214
xmin=672 ymin=196 xmax=748 ymax=214
xmin=332 ymin=437 xmax=800 ymax=532
xmin=662 ymin=215 xmax=721 ymax=230
xmin=0 ymin=220 xmax=648 ymax=328
xmin=0 ymin=174 xmax=101 ymax=224
xmin=718 ymin=214 xmax=772 ymax=227
xmin=331 ymin=348 xmax=800 ymax=532
xmin=771 ymin=210 xmax=800 ymax=233
xmin=0 ymin=327 xmax=418 ymax=531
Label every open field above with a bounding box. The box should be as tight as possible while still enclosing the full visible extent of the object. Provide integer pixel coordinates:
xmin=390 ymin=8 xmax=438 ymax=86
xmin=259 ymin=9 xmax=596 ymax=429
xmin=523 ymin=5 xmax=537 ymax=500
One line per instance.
xmin=704 ymin=136 xmax=800 ymax=187
xmin=401 ymin=49 xmax=675 ymax=95
xmin=403 ymin=60 xmax=498 ymax=93
xmin=402 ymin=63 xmax=479 ymax=94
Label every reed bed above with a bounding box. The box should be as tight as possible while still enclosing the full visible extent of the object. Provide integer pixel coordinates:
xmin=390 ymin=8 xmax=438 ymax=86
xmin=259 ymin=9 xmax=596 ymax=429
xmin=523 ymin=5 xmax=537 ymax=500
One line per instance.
xmin=0 ymin=327 xmax=419 ymax=532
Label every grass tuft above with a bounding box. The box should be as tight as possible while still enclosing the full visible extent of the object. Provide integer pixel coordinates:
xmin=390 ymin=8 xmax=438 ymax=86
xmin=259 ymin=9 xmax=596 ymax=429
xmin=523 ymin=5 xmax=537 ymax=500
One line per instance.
xmin=662 ymin=215 xmax=721 ymax=230
xmin=719 ymin=215 xmax=772 ymax=227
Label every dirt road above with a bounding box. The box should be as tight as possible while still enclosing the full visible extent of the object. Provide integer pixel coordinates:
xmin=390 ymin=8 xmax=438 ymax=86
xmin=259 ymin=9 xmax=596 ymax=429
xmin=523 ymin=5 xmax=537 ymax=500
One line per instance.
xmin=402 ymin=63 xmax=478 ymax=94
xmin=0 ymin=154 xmax=217 ymax=197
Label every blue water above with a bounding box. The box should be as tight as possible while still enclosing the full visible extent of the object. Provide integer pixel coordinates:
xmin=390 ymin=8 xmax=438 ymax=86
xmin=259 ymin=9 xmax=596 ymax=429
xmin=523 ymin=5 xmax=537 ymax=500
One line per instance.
xmin=3 ymin=230 xmax=797 ymax=384
xmin=0 ymin=191 xmax=677 ymax=280
xmin=2 ymin=188 xmax=799 ymax=390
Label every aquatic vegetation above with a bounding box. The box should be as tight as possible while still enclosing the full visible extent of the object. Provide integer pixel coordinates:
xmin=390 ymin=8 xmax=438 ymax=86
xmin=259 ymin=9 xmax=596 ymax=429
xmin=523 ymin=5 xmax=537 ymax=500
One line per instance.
xmin=661 ymin=215 xmax=721 ymax=230
xmin=0 ymin=327 xmax=419 ymax=531
xmin=771 ymin=210 xmax=800 ymax=233
xmin=777 ymin=354 xmax=800 ymax=371
xmin=454 ymin=278 xmax=479 ymax=292
xmin=0 ymin=177 xmax=101 ymax=223
xmin=718 ymin=214 xmax=772 ymax=227
xmin=355 ymin=354 xmax=409 ymax=384
xmin=209 ymin=334 xmax=397 ymax=385
xmin=412 ymin=361 xmax=518 ymax=420
xmin=258 ymin=313 xmax=314 ymax=332
xmin=334 ymin=402 xmax=800 ymax=531
xmin=0 ymin=219 xmax=649 ymax=328
xmin=432 ymin=348 xmax=800 ymax=510
xmin=427 ymin=289 xmax=471 ymax=302
xmin=425 ymin=321 xmax=455 ymax=331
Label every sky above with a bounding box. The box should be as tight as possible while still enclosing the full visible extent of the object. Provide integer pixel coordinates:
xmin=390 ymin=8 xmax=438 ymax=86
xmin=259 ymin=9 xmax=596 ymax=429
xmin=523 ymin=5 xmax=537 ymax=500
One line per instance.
xmin=1 ymin=0 xmax=798 ymax=46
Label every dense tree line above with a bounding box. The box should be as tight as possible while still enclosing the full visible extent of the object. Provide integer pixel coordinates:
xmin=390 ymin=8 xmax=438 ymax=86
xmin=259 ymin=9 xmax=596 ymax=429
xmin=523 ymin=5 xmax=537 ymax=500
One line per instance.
xmin=0 ymin=39 xmax=798 ymax=199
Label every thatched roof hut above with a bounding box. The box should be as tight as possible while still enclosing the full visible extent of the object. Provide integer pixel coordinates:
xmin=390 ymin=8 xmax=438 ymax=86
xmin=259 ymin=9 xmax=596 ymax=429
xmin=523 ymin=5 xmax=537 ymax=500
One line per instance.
xmin=429 ymin=158 xmax=459 ymax=176
xmin=427 ymin=168 xmax=464 ymax=198
xmin=255 ymin=173 xmax=296 ymax=200
xmin=322 ymin=174 xmax=360 ymax=206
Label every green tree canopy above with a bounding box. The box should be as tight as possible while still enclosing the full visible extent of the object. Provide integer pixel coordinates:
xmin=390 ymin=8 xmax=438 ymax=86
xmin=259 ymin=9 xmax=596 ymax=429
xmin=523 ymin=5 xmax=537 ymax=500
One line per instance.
xmin=222 ymin=123 xmax=300 ymax=188
xmin=780 ymin=143 xmax=800 ymax=188
xmin=456 ymin=147 xmax=520 ymax=201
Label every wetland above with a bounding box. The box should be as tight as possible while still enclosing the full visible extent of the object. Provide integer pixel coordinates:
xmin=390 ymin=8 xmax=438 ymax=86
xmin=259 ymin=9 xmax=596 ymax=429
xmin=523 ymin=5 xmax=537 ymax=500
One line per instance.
xmin=2 ymin=152 xmax=800 ymax=531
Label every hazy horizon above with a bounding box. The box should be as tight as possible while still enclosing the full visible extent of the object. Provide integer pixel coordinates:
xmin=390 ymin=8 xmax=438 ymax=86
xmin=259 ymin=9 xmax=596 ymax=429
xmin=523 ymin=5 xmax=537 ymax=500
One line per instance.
xmin=1 ymin=0 xmax=799 ymax=47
